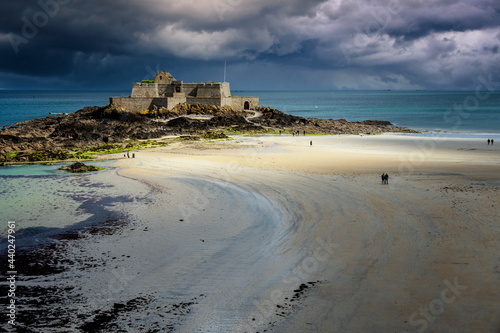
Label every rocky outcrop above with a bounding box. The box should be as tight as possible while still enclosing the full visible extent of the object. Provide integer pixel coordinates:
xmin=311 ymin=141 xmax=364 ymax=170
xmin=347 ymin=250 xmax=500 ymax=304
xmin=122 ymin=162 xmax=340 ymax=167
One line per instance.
xmin=0 ymin=104 xmax=418 ymax=163
xmin=252 ymin=107 xmax=416 ymax=135
xmin=300 ymin=118 xmax=411 ymax=135
xmin=170 ymin=103 xmax=248 ymax=117
xmin=253 ymin=107 xmax=309 ymax=127
xmin=0 ymin=106 xmax=170 ymax=162
xmin=59 ymin=162 xmax=102 ymax=173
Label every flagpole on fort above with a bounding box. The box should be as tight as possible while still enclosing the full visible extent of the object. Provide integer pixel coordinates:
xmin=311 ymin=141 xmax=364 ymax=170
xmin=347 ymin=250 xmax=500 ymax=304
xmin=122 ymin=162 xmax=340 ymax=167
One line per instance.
xmin=223 ymin=61 xmax=227 ymax=83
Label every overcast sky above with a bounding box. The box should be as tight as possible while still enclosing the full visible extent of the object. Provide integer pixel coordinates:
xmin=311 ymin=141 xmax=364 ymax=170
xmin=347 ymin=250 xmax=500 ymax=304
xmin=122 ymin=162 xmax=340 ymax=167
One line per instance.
xmin=1 ymin=0 xmax=499 ymax=90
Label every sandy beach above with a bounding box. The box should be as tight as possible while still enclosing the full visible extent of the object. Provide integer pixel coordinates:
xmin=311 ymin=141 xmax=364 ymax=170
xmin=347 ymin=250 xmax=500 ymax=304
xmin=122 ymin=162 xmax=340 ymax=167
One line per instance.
xmin=4 ymin=133 xmax=499 ymax=332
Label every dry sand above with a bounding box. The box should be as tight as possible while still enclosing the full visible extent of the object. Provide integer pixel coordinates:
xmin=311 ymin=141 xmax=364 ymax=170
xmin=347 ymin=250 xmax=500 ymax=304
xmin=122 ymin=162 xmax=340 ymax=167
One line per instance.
xmin=101 ymin=134 xmax=499 ymax=332
xmin=7 ymin=134 xmax=499 ymax=332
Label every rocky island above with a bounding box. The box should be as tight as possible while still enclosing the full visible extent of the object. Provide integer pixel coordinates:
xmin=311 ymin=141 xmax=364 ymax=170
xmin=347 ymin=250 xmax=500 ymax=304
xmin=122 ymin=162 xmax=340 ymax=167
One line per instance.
xmin=0 ymin=102 xmax=417 ymax=164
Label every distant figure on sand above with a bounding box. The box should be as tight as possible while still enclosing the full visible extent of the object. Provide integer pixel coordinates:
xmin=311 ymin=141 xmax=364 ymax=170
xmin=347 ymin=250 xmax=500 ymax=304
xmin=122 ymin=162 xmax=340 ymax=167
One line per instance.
xmin=310 ymin=140 xmax=312 ymax=146
xmin=381 ymin=173 xmax=389 ymax=185
xmin=491 ymin=139 xmax=494 ymax=145
xmin=488 ymin=139 xmax=491 ymax=145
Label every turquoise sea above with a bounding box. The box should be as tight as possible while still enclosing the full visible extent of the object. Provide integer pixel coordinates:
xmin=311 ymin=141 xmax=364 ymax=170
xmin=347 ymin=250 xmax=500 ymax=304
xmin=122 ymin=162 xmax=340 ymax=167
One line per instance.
xmin=252 ymin=90 xmax=500 ymax=135
xmin=0 ymin=90 xmax=128 ymax=127
xmin=1 ymin=90 xmax=499 ymax=135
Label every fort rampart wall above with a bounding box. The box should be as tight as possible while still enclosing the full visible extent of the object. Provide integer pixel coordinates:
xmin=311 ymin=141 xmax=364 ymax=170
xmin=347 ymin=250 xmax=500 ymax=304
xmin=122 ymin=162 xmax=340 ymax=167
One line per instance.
xmin=111 ymin=77 xmax=258 ymax=112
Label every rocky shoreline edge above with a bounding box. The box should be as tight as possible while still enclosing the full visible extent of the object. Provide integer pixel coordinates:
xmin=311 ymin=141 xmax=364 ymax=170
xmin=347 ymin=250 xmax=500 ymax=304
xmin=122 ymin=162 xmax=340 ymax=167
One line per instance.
xmin=0 ymin=103 xmax=418 ymax=164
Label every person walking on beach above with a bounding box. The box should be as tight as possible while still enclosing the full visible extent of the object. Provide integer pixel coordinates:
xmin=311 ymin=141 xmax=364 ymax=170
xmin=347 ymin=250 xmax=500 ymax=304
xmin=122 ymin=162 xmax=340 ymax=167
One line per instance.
xmin=488 ymin=139 xmax=491 ymax=145
xmin=385 ymin=173 xmax=389 ymax=185
xmin=492 ymin=139 xmax=494 ymax=145
xmin=381 ymin=173 xmax=385 ymax=184
xmin=310 ymin=140 xmax=313 ymax=146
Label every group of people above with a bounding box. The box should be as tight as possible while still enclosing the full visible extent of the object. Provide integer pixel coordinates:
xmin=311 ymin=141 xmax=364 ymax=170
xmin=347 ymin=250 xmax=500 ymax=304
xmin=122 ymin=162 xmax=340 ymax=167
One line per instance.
xmin=291 ymin=130 xmax=306 ymax=136
xmin=487 ymin=139 xmax=495 ymax=145
xmin=381 ymin=173 xmax=389 ymax=185
xmin=277 ymin=129 xmax=306 ymax=136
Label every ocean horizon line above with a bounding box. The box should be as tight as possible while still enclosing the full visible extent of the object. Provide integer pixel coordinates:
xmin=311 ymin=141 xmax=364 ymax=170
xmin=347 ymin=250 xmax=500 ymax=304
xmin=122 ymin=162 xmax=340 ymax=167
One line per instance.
xmin=1 ymin=90 xmax=498 ymax=134
xmin=1 ymin=88 xmax=496 ymax=93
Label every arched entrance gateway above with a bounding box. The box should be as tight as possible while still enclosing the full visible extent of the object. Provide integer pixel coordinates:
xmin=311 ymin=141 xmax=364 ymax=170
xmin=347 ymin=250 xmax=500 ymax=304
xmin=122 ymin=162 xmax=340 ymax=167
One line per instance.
xmin=244 ymin=101 xmax=250 ymax=110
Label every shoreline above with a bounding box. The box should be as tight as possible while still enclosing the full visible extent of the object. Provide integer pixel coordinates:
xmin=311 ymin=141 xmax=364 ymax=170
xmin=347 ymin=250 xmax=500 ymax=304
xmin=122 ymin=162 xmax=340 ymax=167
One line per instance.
xmin=2 ymin=129 xmax=499 ymax=168
xmin=1 ymin=133 xmax=499 ymax=332
xmin=392 ymin=131 xmax=500 ymax=139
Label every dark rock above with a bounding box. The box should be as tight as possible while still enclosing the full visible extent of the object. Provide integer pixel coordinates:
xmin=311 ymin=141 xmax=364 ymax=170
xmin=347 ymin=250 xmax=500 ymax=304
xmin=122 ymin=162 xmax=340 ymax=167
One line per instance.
xmin=167 ymin=117 xmax=197 ymax=128
xmin=59 ymin=162 xmax=102 ymax=173
xmin=253 ymin=106 xmax=309 ymax=127
xmin=360 ymin=120 xmax=393 ymax=126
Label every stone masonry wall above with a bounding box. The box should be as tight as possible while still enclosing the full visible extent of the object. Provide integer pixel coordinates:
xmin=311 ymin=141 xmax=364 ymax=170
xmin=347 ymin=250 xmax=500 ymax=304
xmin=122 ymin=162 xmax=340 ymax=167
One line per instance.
xmin=113 ymin=80 xmax=258 ymax=112
xmin=111 ymin=96 xmax=259 ymax=112
xmin=186 ymin=97 xmax=224 ymax=107
xmin=110 ymin=97 xmax=153 ymax=112
xmin=226 ymin=97 xmax=260 ymax=110
xmin=131 ymin=83 xmax=158 ymax=98
xmin=165 ymin=96 xmax=188 ymax=109
xmin=195 ymin=83 xmax=230 ymax=98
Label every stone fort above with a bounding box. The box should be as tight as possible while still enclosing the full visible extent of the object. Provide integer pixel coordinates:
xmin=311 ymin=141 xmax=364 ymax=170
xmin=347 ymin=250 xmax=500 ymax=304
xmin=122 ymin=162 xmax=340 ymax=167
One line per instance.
xmin=110 ymin=71 xmax=259 ymax=112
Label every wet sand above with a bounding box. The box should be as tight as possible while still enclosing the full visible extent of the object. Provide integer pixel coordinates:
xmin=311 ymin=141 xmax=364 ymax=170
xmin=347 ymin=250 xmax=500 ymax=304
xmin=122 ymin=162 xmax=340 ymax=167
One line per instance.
xmin=3 ymin=134 xmax=499 ymax=332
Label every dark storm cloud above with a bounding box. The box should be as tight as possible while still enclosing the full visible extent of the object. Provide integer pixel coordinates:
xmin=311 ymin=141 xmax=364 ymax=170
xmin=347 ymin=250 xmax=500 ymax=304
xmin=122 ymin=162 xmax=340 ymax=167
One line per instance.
xmin=0 ymin=0 xmax=499 ymax=90
xmin=382 ymin=0 xmax=500 ymax=40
